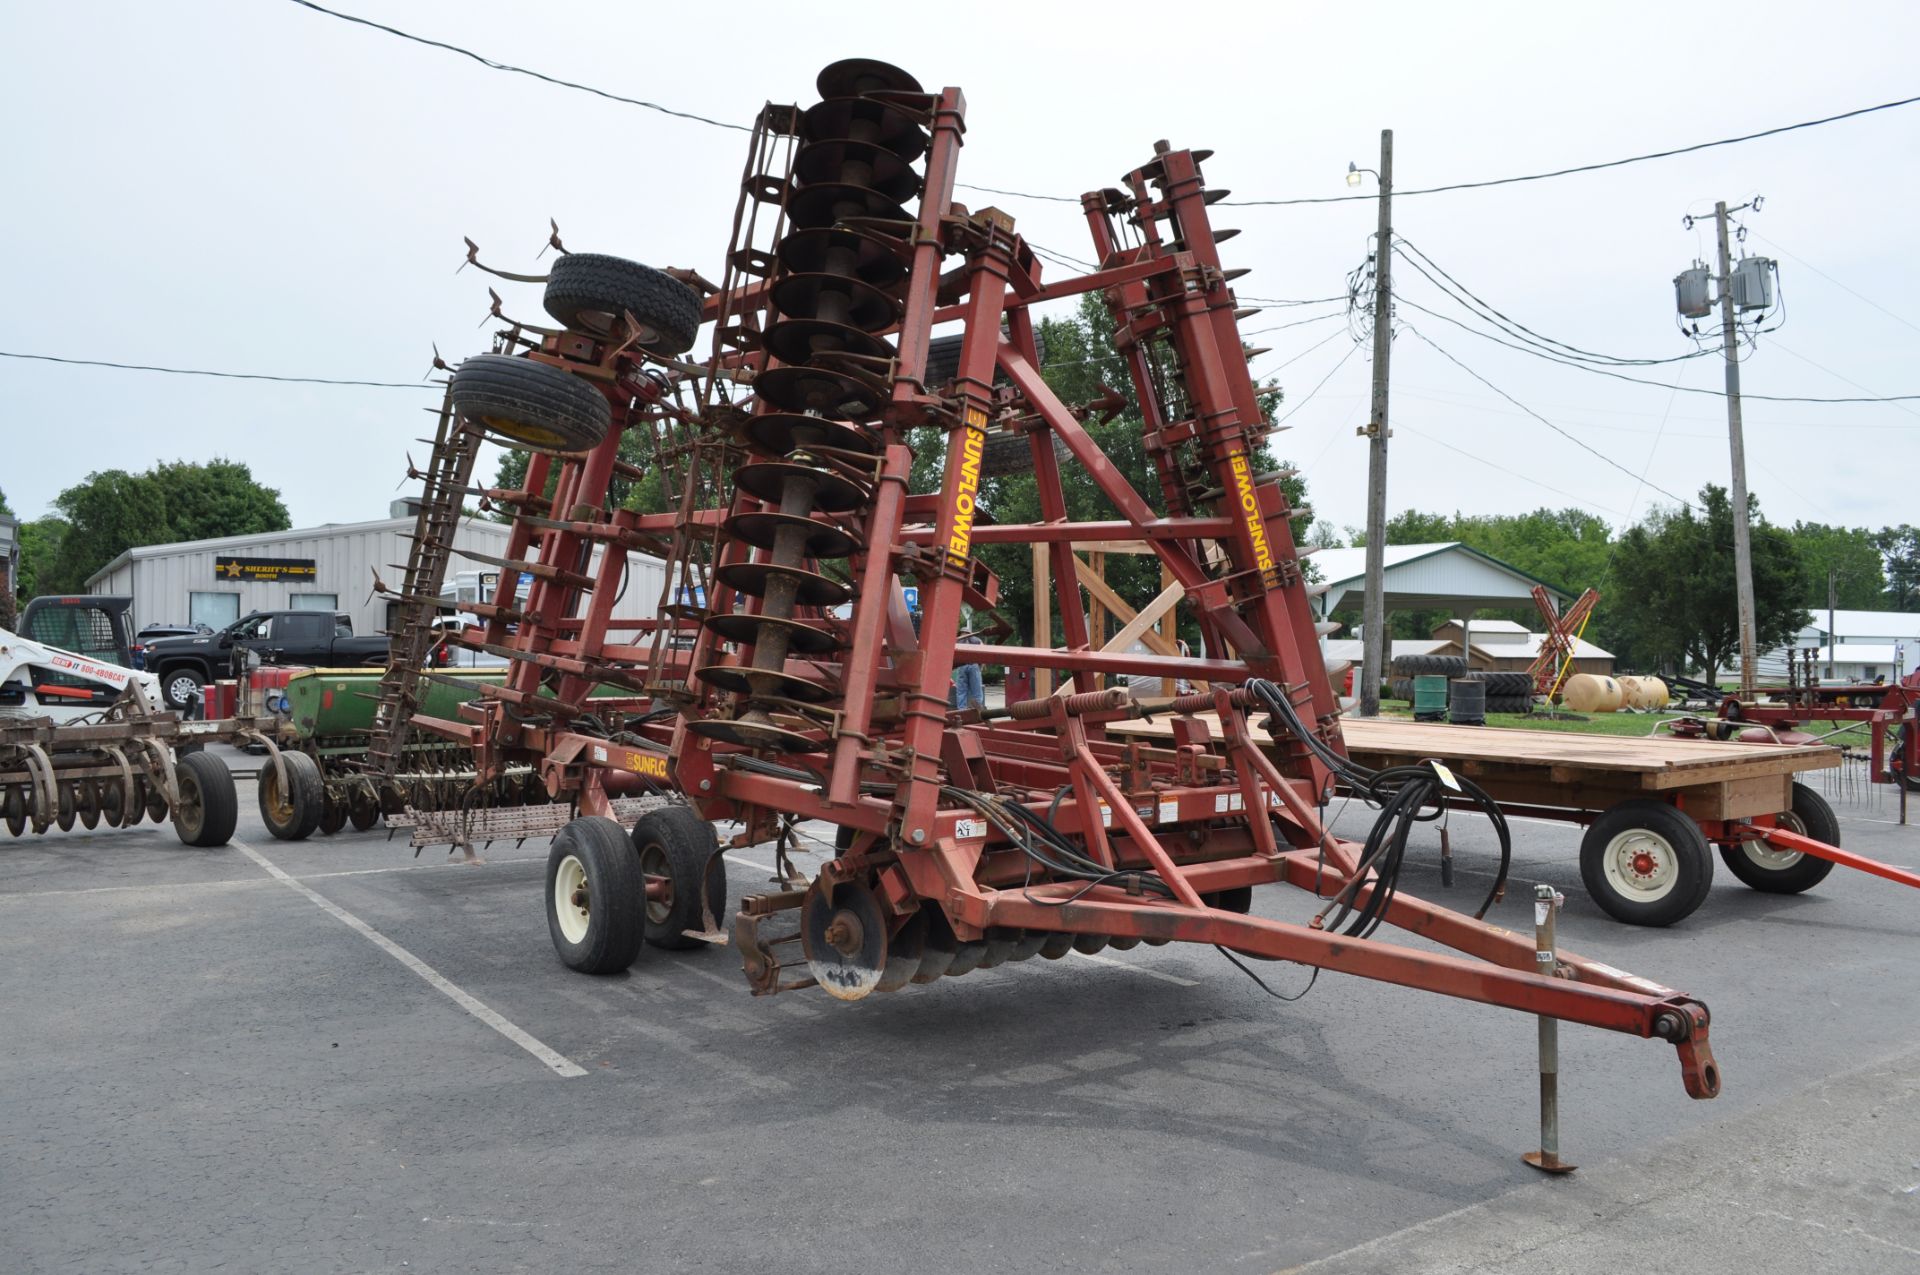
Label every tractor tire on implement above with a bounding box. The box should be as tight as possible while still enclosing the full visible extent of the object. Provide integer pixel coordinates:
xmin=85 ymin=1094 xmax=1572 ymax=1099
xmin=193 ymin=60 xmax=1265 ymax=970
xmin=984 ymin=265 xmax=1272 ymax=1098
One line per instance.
xmin=542 ymin=253 xmax=703 ymax=353
xmin=547 ymin=817 xmax=647 ymax=974
xmin=451 ymin=353 xmax=612 ymax=452
xmin=258 ymin=751 xmax=325 ymax=842
xmin=172 ymin=751 xmax=238 ymax=848
xmin=632 ymin=805 xmax=726 ymax=951
xmin=1718 ymin=783 xmax=1839 ymax=895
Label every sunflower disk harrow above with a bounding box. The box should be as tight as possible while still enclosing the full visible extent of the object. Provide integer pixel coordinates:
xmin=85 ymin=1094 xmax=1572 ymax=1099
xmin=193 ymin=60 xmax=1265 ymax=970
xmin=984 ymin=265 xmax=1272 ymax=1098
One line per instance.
xmin=395 ymin=58 xmax=1722 ymax=1144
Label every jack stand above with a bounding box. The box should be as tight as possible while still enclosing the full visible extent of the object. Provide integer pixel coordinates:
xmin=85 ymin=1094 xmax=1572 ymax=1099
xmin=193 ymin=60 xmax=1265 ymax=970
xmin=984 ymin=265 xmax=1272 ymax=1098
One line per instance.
xmin=1523 ymin=883 xmax=1576 ymax=1174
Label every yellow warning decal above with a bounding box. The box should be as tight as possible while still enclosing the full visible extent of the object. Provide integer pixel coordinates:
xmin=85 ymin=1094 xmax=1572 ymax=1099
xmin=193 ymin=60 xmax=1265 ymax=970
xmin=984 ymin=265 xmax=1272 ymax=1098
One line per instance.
xmin=1227 ymin=449 xmax=1279 ymax=586
xmin=946 ymin=407 xmax=989 ymax=569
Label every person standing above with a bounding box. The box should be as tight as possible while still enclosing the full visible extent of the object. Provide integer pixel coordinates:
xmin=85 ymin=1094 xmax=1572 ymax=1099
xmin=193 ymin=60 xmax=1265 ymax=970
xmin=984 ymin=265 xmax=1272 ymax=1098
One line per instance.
xmin=951 ymin=611 xmax=986 ymax=712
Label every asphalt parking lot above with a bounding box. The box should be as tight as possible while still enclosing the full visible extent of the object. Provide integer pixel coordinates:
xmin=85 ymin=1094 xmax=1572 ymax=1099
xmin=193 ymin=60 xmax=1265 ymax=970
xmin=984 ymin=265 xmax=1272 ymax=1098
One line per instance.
xmin=3 ymin=752 xmax=1917 ymax=1273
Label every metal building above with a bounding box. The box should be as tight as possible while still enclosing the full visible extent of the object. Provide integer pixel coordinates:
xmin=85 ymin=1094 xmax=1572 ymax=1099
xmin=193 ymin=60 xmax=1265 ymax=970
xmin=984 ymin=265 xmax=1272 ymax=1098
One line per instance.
xmin=85 ymin=514 xmax=666 ymax=636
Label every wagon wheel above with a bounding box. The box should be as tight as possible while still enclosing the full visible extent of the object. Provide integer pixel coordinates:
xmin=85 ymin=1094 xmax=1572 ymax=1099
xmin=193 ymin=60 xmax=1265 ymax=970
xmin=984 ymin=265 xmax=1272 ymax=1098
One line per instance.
xmin=1578 ymin=799 xmax=1714 ymax=927
xmin=1718 ymin=783 xmax=1839 ymax=895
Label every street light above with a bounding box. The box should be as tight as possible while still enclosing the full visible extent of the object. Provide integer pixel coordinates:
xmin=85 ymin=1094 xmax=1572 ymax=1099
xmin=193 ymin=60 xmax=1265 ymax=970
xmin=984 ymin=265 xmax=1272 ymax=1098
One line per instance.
xmin=1347 ymin=161 xmax=1377 ymax=188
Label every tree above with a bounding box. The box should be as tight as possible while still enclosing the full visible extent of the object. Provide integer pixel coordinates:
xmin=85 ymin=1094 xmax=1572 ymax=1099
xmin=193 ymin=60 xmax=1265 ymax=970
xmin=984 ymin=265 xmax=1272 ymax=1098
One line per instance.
xmin=1609 ymin=484 xmax=1807 ymax=684
xmin=1339 ymin=506 xmax=1614 ymax=645
xmin=15 ymin=517 xmax=67 ymax=601
xmin=43 ymin=459 xmax=290 ymax=594
xmin=489 ymin=431 xmax=663 ymax=521
xmin=930 ymin=292 xmax=1308 ymax=648
xmin=148 ymin=460 xmax=290 ymax=545
xmin=1875 ymin=525 xmax=1920 ymax=611
xmin=1783 ymin=522 xmax=1886 ymax=610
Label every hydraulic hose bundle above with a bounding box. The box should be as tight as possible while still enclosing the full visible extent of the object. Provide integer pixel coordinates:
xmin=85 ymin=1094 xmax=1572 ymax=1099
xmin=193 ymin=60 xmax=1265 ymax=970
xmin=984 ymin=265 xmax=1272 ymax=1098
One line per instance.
xmin=1244 ymin=678 xmax=1513 ymax=936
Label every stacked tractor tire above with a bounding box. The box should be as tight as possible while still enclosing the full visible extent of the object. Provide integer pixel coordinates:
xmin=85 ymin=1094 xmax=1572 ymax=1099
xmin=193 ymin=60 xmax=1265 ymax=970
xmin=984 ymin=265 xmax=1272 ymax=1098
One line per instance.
xmin=1389 ymin=655 xmax=1534 ymax=715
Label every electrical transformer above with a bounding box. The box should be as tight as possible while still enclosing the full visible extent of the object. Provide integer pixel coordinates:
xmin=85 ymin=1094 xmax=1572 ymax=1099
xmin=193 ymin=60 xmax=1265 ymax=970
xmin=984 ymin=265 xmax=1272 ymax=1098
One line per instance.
xmin=1731 ymin=256 xmax=1775 ymax=312
xmin=1673 ymin=265 xmax=1713 ymax=319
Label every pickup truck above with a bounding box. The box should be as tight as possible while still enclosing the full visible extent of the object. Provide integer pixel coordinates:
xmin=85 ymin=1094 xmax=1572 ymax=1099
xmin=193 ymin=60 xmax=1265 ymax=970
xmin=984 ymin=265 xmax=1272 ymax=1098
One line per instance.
xmin=145 ymin=610 xmax=389 ymax=710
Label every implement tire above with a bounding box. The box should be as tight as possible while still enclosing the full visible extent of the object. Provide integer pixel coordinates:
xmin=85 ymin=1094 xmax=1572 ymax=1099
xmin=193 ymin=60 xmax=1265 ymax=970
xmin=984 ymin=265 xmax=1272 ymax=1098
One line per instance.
xmin=172 ymin=751 xmax=238 ymax=848
xmin=542 ymin=253 xmax=702 ymax=353
xmin=257 ymin=751 xmax=324 ymax=843
xmin=632 ymin=805 xmax=726 ymax=951
xmin=1579 ymin=799 xmax=1713 ymax=927
xmin=547 ymin=817 xmax=647 ymax=974
xmin=451 ymin=353 xmax=611 ymax=451
xmin=1719 ymin=783 xmax=1840 ymax=895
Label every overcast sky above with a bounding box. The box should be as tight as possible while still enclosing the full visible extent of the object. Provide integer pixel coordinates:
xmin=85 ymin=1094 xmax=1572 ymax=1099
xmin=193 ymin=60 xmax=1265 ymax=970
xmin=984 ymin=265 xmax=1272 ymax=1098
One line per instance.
xmin=4 ymin=1 xmax=1916 ymax=542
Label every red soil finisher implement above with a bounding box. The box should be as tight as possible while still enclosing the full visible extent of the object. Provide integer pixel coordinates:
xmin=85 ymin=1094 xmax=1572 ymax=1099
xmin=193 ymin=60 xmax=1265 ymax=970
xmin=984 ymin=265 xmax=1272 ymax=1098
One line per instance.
xmin=390 ymin=59 xmax=1720 ymax=1111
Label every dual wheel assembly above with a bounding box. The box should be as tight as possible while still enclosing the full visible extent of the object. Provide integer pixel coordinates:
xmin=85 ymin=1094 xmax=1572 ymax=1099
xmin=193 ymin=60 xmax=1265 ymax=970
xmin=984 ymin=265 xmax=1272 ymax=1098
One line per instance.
xmin=1578 ymin=782 xmax=1839 ymax=926
xmin=544 ymin=808 xmax=728 ymax=973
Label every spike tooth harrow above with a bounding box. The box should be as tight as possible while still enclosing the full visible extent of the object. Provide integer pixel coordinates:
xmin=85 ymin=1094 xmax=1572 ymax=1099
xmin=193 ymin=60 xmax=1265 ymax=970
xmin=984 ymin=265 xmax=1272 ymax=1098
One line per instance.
xmin=399 ymin=57 xmax=1722 ymax=1113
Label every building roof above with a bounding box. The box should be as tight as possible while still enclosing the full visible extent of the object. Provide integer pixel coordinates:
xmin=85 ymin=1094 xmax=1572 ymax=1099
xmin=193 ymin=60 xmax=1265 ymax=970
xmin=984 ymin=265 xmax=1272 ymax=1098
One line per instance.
xmin=1323 ymin=639 xmax=1451 ymax=664
xmin=1798 ymin=610 xmax=1920 ymax=641
xmin=84 ymin=515 xmax=509 ymax=588
xmin=1437 ymin=617 xmax=1530 ymax=633
xmin=1312 ymin=542 xmax=1569 ymax=616
xmin=1815 ymin=643 xmax=1903 ymax=664
xmin=1506 ymin=633 xmax=1613 ymax=661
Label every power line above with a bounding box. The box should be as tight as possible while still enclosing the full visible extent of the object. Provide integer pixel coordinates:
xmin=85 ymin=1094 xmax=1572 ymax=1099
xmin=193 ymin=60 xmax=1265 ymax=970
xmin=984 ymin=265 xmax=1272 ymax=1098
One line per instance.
xmin=1393 ymin=237 xmax=1713 ymax=367
xmin=1397 ymin=421 xmax=1623 ymax=517
xmin=1400 ymin=325 xmax=1694 ymax=508
xmin=280 ymin=2 xmax=1920 ymax=214
xmin=1747 ymin=230 xmax=1920 ymax=338
xmin=1240 ymin=311 xmax=1349 ymax=339
xmin=285 ymin=0 xmax=751 ymax=132
xmin=1392 ymin=297 xmax=1920 ymax=403
xmin=0 ymin=348 xmax=433 ymax=389
xmin=1271 ymin=343 xmax=1361 ymax=424
xmin=1217 ymin=93 xmax=1920 ymax=206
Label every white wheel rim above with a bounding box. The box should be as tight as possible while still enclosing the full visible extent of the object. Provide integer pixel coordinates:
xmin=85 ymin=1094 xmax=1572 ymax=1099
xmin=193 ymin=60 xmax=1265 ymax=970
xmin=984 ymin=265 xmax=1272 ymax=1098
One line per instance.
xmin=1602 ymin=828 xmax=1680 ymax=901
xmin=554 ymin=854 xmax=591 ymax=944
xmin=169 ymin=676 xmax=197 ymax=703
xmin=1744 ymin=813 xmax=1805 ymax=871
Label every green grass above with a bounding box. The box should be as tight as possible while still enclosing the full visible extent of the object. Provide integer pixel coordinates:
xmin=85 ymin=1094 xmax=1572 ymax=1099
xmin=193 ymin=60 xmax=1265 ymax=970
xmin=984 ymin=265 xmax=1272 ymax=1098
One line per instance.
xmin=1375 ymin=704 xmax=1872 ymax=742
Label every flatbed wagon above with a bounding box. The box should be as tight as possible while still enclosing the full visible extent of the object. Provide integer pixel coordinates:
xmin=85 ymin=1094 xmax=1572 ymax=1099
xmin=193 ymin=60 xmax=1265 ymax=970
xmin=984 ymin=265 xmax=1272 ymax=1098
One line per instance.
xmin=1115 ymin=713 xmax=1919 ymax=925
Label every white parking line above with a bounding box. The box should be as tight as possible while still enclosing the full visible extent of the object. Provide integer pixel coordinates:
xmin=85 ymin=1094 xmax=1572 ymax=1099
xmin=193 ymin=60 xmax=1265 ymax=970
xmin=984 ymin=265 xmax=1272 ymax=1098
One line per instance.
xmin=231 ymin=838 xmax=586 ymax=1079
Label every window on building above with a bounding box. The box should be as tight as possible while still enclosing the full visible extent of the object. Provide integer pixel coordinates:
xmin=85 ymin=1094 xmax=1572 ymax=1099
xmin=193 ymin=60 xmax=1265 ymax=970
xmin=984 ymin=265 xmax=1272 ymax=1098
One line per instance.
xmin=289 ymin=592 xmax=338 ymax=612
xmin=189 ymin=592 xmax=240 ymax=629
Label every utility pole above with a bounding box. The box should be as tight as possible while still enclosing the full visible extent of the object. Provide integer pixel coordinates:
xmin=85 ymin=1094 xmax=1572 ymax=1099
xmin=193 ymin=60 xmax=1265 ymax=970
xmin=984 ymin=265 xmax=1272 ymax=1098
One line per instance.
xmin=1357 ymin=129 xmax=1393 ymax=716
xmin=1712 ymin=200 xmax=1759 ymax=700
xmin=1828 ymin=565 xmax=1837 ymax=680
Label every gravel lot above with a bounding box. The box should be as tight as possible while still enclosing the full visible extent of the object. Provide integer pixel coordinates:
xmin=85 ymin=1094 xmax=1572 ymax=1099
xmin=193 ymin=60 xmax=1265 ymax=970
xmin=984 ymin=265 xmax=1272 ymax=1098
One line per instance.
xmin=3 ymin=749 xmax=1916 ymax=1273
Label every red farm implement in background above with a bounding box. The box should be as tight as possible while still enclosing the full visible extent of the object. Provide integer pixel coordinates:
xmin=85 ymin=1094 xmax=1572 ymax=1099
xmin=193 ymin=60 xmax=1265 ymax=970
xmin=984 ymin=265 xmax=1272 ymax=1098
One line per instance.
xmin=379 ymin=59 xmax=1723 ymax=1135
xmin=1528 ymin=584 xmax=1599 ymax=701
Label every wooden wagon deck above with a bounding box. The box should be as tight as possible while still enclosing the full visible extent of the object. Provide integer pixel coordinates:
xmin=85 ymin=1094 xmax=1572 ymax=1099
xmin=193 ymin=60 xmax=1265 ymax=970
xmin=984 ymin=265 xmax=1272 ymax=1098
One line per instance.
xmin=1111 ymin=714 xmax=1840 ymax=821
